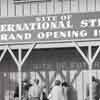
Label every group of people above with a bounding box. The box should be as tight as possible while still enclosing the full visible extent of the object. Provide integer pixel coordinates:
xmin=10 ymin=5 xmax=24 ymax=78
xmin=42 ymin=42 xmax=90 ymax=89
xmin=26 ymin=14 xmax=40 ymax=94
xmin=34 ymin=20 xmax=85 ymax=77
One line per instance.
xmin=14 ymin=79 xmax=77 ymax=100
xmin=14 ymin=79 xmax=42 ymax=100
xmin=48 ymin=80 xmax=77 ymax=100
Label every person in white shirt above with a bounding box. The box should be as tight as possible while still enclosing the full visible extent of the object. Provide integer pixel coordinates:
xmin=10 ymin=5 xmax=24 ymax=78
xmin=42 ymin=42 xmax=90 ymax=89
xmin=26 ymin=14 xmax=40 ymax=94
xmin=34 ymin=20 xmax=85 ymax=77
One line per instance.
xmin=28 ymin=79 xmax=42 ymax=100
xmin=48 ymin=80 xmax=64 ymax=100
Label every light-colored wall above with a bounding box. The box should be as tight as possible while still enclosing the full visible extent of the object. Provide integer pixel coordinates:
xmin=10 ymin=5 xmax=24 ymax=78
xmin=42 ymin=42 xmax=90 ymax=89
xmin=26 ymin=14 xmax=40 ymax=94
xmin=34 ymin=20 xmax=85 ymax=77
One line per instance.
xmin=0 ymin=0 xmax=100 ymax=17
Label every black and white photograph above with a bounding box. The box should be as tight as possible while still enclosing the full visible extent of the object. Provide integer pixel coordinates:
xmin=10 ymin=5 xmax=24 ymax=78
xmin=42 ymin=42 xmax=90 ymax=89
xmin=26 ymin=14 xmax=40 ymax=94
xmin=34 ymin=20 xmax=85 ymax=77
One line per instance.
xmin=0 ymin=0 xmax=100 ymax=100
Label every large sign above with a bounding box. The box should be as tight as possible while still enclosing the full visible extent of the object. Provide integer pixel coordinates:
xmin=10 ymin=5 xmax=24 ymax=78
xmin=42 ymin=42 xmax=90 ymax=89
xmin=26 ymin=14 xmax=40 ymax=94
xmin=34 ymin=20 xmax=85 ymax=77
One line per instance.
xmin=0 ymin=12 xmax=100 ymax=44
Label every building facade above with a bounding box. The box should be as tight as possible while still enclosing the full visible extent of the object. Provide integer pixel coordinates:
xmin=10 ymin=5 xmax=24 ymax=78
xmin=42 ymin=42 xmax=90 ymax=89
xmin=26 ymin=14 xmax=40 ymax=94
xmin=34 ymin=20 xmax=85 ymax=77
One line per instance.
xmin=0 ymin=0 xmax=100 ymax=100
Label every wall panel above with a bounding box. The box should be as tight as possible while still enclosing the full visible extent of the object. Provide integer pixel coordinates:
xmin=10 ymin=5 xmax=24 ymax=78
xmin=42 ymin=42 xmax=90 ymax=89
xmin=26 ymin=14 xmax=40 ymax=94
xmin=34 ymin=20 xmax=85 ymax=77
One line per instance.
xmin=88 ymin=0 xmax=95 ymax=11
xmin=31 ymin=3 xmax=38 ymax=15
xmin=24 ymin=4 xmax=30 ymax=16
xmin=63 ymin=1 xmax=70 ymax=13
xmin=8 ymin=0 xmax=15 ymax=16
xmin=38 ymin=2 xmax=46 ymax=15
xmin=96 ymin=0 xmax=100 ymax=11
xmin=47 ymin=0 xmax=54 ymax=14
xmin=71 ymin=0 xmax=79 ymax=12
xmin=0 ymin=0 xmax=100 ymax=17
xmin=55 ymin=0 xmax=62 ymax=14
xmin=76 ymin=72 xmax=83 ymax=100
xmin=78 ymin=0 xmax=87 ymax=12
xmin=1 ymin=0 xmax=7 ymax=16
xmin=16 ymin=4 xmax=23 ymax=16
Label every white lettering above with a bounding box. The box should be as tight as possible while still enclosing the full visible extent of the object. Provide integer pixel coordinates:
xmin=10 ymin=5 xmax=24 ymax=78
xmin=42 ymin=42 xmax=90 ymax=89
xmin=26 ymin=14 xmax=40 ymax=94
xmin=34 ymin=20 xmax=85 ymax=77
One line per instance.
xmin=94 ymin=29 xmax=98 ymax=37
xmin=60 ymin=15 xmax=72 ymax=21
xmin=66 ymin=21 xmax=73 ymax=28
xmin=16 ymin=24 xmax=22 ymax=31
xmin=89 ymin=19 xmax=97 ymax=27
xmin=16 ymin=34 xmax=23 ymax=40
xmin=46 ymin=32 xmax=53 ymax=38
xmin=71 ymin=31 xmax=79 ymax=38
xmin=22 ymin=23 xmax=30 ymax=31
xmin=1 ymin=34 xmax=7 ymax=40
xmin=37 ymin=32 xmax=45 ymax=39
xmin=29 ymin=23 xmax=36 ymax=30
xmin=51 ymin=16 xmax=57 ymax=21
xmin=8 ymin=34 xmax=16 ymax=40
xmin=35 ymin=17 xmax=41 ymax=22
xmin=58 ymin=21 xmax=66 ymax=29
xmin=8 ymin=24 xmax=15 ymax=32
xmin=0 ymin=24 xmax=7 ymax=32
xmin=25 ymin=33 xmax=31 ymax=40
xmin=97 ymin=19 xmax=100 ymax=27
xmin=80 ymin=19 xmax=88 ymax=28
xmin=60 ymin=32 xmax=66 ymax=38
xmin=54 ymin=32 xmax=59 ymax=38
xmin=80 ymin=30 xmax=87 ymax=37
xmin=36 ymin=23 xmax=41 ymax=30
xmin=42 ymin=22 xmax=50 ymax=30
xmin=50 ymin=22 xmax=58 ymax=29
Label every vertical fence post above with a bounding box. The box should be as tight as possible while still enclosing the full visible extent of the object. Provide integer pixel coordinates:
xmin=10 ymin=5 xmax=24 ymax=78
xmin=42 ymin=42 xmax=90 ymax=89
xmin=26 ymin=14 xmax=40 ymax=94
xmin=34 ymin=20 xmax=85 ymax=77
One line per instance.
xmin=18 ymin=48 xmax=22 ymax=100
xmin=88 ymin=44 xmax=92 ymax=100
xmin=18 ymin=67 xmax=22 ymax=100
xmin=73 ymin=42 xmax=93 ymax=100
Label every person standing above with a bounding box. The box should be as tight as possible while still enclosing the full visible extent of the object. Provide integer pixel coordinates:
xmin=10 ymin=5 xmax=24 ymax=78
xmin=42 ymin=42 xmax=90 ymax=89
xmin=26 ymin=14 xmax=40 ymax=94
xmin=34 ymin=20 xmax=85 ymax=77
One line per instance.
xmin=28 ymin=79 xmax=42 ymax=100
xmin=14 ymin=82 xmax=25 ymax=100
xmin=42 ymin=86 xmax=48 ymax=100
xmin=86 ymin=76 xmax=99 ymax=100
xmin=67 ymin=85 xmax=77 ymax=100
xmin=48 ymin=80 xmax=64 ymax=100
xmin=62 ymin=81 xmax=69 ymax=100
xmin=22 ymin=80 xmax=32 ymax=100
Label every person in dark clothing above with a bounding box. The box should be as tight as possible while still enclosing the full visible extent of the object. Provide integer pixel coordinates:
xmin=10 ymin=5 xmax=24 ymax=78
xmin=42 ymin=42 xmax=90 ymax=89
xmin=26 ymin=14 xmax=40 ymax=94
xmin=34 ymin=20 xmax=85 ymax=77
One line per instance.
xmin=94 ymin=77 xmax=100 ymax=100
xmin=62 ymin=81 xmax=70 ymax=100
xmin=67 ymin=85 xmax=77 ymax=100
xmin=14 ymin=85 xmax=19 ymax=98
xmin=14 ymin=80 xmax=32 ymax=100
xmin=62 ymin=81 xmax=70 ymax=87
xmin=42 ymin=86 xmax=48 ymax=100
xmin=23 ymin=80 xmax=32 ymax=91
xmin=86 ymin=76 xmax=100 ymax=100
xmin=22 ymin=80 xmax=32 ymax=100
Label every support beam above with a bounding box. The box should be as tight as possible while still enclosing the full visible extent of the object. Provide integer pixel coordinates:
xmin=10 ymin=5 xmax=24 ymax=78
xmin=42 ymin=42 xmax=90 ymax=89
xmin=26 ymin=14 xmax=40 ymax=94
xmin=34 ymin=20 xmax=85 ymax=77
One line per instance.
xmin=18 ymin=43 xmax=36 ymax=100
xmin=92 ymin=46 xmax=100 ymax=63
xmin=18 ymin=68 xmax=22 ymax=100
xmin=73 ymin=42 xmax=89 ymax=65
xmin=49 ymin=72 xmax=56 ymax=86
xmin=19 ymin=48 xmax=22 ymax=63
xmin=8 ymin=47 xmax=21 ymax=100
xmin=8 ymin=43 xmax=37 ymax=100
xmin=45 ymin=71 xmax=49 ymax=94
xmin=18 ymin=48 xmax=22 ymax=100
xmin=0 ymin=48 xmax=7 ymax=62
xmin=37 ymin=71 xmax=46 ymax=82
xmin=57 ymin=71 xmax=66 ymax=81
xmin=73 ymin=42 xmax=93 ymax=100
xmin=71 ymin=69 xmax=81 ymax=84
xmin=21 ymin=43 xmax=37 ymax=66
xmin=8 ymin=47 xmax=20 ymax=67
xmin=88 ymin=45 xmax=92 ymax=100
